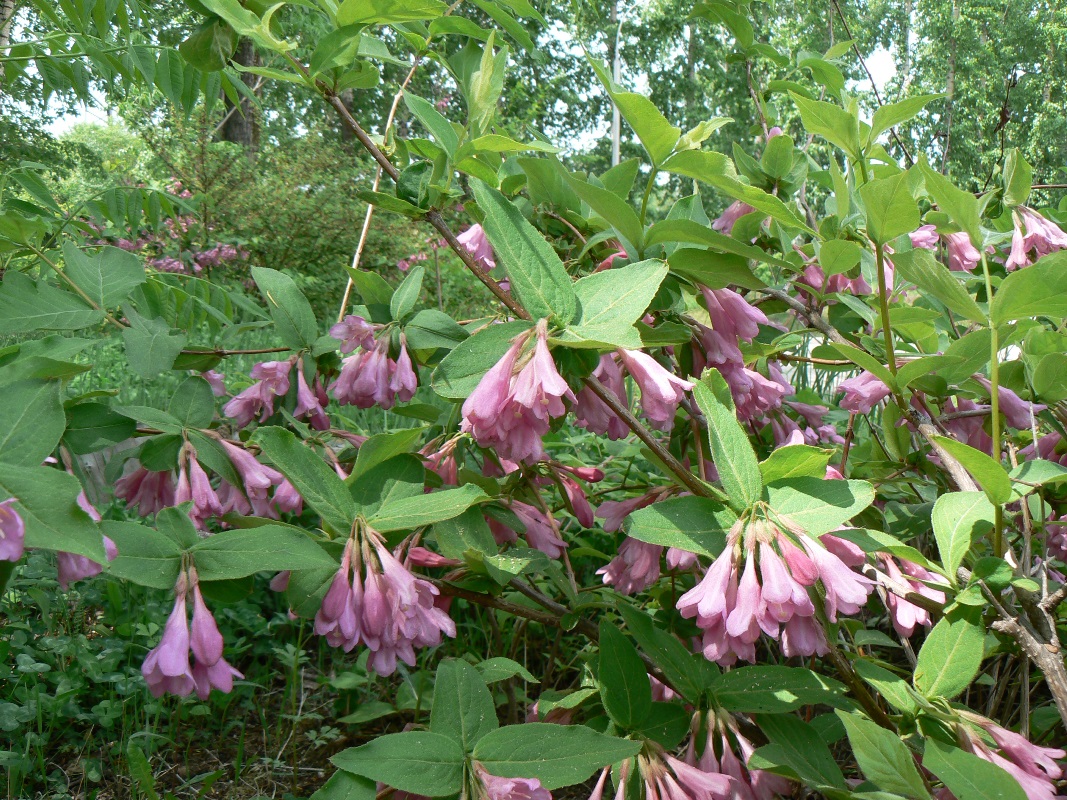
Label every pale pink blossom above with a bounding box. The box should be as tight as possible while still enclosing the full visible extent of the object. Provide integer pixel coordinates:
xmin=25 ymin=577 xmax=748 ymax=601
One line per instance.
xmin=838 ymin=371 xmax=892 ymax=414
xmin=201 ymin=370 xmax=226 ymax=396
xmin=598 ymin=537 xmax=663 ymax=594
xmin=880 ymin=555 xmax=946 ymax=637
xmin=1005 ymin=206 xmax=1067 ymax=271
xmin=115 ymin=463 xmax=176 ymax=516
xmin=224 ymin=360 xmax=293 ymax=428
xmin=142 ymin=575 xmax=196 ymax=698
xmin=457 ymin=224 xmax=496 ymax=271
xmin=711 ymin=201 xmax=756 ymax=236
xmin=295 ymin=363 xmax=330 ymax=430
xmin=189 ymin=581 xmax=243 ymax=699
xmin=574 ymin=353 xmax=630 ymax=440
xmin=958 ymin=715 xmax=1065 ymax=800
xmin=618 ymin=349 xmax=694 ymax=431
xmin=511 ymin=501 xmax=568 ymax=559
xmin=975 ymin=376 xmax=1045 ymax=429
xmin=909 ymin=224 xmax=940 ymax=249
xmin=0 ymin=498 xmax=25 ymax=562
xmin=945 ymin=231 xmax=982 ymax=272
xmin=475 ymin=764 xmax=551 ymax=800
xmin=595 ymin=488 xmax=667 ymax=533
xmin=329 ymin=315 xmax=377 ymax=354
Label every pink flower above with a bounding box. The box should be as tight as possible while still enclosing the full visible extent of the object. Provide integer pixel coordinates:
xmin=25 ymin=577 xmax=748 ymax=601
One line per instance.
xmin=945 ymin=231 xmax=981 ymax=272
xmin=201 ymin=370 xmax=226 ymax=396
xmin=175 ymin=444 xmax=225 ymax=529
xmin=457 ymin=224 xmax=496 ymax=271
xmin=0 ymin=498 xmax=26 ymax=562
xmin=314 ymin=532 xmax=456 ymax=675
xmin=114 ymin=464 xmax=176 ymax=516
xmin=595 ymin=247 xmax=628 ymax=271
xmin=697 ymin=286 xmax=769 ymax=365
xmin=559 ymin=474 xmax=595 ymax=528
xmin=958 ymin=715 xmax=1065 ymax=800
xmin=879 ymin=555 xmax=946 ymax=637
xmin=333 ymin=341 xmax=393 ymax=409
xmin=595 ymin=488 xmax=666 ymax=533
xmin=838 ymin=371 xmax=892 ymax=414
xmin=475 ymin=764 xmax=552 ymax=800
xmin=189 ymin=581 xmax=243 ymax=699
xmin=511 ymin=501 xmax=568 ymax=559
xmin=57 ymin=490 xmax=117 ymax=586
xmin=329 ymin=315 xmax=376 ymax=354
xmin=390 ymin=338 xmax=418 ymax=403
xmin=909 ymin=224 xmax=940 ymax=249
xmin=711 ymin=201 xmax=756 ymax=236
xmin=617 ymin=349 xmax=694 ymax=431
xmin=693 ymin=711 xmax=794 ymax=800
xmin=1005 ymin=207 xmax=1067 ymax=270
xmin=598 ymin=537 xmax=663 ymax=594
xmin=295 ymin=363 xmax=330 ymax=430
xmin=223 ymin=359 xmax=293 ymax=428
xmin=974 ymin=376 xmax=1045 ymax=429
xmin=462 ymin=321 xmax=574 ymax=464
xmin=218 ymin=439 xmax=288 ymax=519
xmin=574 ymin=353 xmax=630 ymax=440
xmin=142 ymin=577 xmax=196 ymax=698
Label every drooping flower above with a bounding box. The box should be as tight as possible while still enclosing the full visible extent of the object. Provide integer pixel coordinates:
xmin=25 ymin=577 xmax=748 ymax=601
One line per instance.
xmin=188 ymin=579 xmax=243 ymax=699
xmin=217 ymin=439 xmax=292 ymax=519
xmin=314 ymin=529 xmax=456 ymax=675
xmin=510 ymin=501 xmax=568 ymax=559
xmin=617 ymin=349 xmax=694 ymax=431
xmin=678 ymin=515 xmax=870 ymax=666
xmin=697 ymin=286 xmax=769 ymax=366
xmin=838 ymin=371 xmax=892 ymax=414
xmin=201 ymin=370 xmax=226 ymax=396
xmin=595 ymin=246 xmax=628 ymax=271
xmin=175 ymin=443 xmax=225 ymax=529
xmin=879 ymin=555 xmax=946 ymax=638
xmin=294 ymin=362 xmax=330 ymax=430
xmin=638 ymin=751 xmax=736 ymax=800
xmin=595 ymin=487 xmax=670 ymax=533
xmin=223 ymin=359 xmax=293 ymax=428
xmin=1005 ymin=206 xmax=1067 ymax=271
xmin=390 ymin=336 xmax=418 ymax=403
xmin=142 ymin=574 xmax=196 ymax=698
xmin=329 ymin=315 xmax=377 ymax=354
xmin=956 ymin=713 xmax=1065 ymax=800
xmin=56 ymin=489 xmax=119 ymax=588
xmin=457 ymin=224 xmax=496 ymax=271
xmin=462 ymin=321 xmax=574 ymax=464
xmin=974 ymin=376 xmax=1046 ymax=429
xmin=691 ymin=709 xmax=794 ymax=800
xmin=909 ymin=224 xmax=940 ymax=249
xmin=474 ymin=763 xmax=552 ymax=800
xmin=711 ymin=200 xmax=756 ymax=236
xmin=945 ymin=231 xmax=982 ymax=272
xmin=573 ymin=353 xmax=630 ymax=440
xmin=0 ymin=498 xmax=26 ymax=563
xmin=114 ymin=463 xmax=176 ymax=516
xmin=598 ymin=537 xmax=663 ymax=594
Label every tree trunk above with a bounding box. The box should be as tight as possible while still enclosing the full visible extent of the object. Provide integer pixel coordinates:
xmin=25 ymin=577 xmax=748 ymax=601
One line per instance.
xmin=941 ymin=0 xmax=959 ymax=172
xmin=900 ymin=0 xmax=913 ymax=92
xmin=0 ymin=0 xmax=17 ymax=84
xmin=609 ymin=0 xmax=621 ymax=166
xmin=219 ymin=37 xmax=260 ymax=155
xmin=685 ymin=23 xmax=697 ymax=124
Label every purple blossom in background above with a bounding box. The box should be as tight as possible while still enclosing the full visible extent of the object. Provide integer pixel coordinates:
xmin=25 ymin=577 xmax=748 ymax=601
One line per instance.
xmin=598 ymin=537 xmax=663 ymax=595
xmin=838 ymin=371 xmax=892 ymax=414
xmin=957 ymin=713 xmax=1066 ymax=800
xmin=574 ymin=353 xmax=630 ymax=440
xmin=879 ymin=555 xmax=946 ymax=637
xmin=509 ymin=501 xmax=568 ymax=559
xmin=201 ymin=370 xmax=226 ymax=396
xmin=115 ymin=463 xmax=176 ymax=516
xmin=0 ymin=498 xmax=26 ymax=562
xmin=224 ymin=359 xmax=293 ymax=428
xmin=56 ymin=488 xmax=118 ymax=588
xmin=711 ymin=200 xmax=756 ymax=236
xmin=295 ymin=362 xmax=330 ymax=430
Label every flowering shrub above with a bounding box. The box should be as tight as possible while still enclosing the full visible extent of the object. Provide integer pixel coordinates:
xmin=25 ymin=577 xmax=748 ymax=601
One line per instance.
xmin=2 ymin=2 xmax=1067 ymax=800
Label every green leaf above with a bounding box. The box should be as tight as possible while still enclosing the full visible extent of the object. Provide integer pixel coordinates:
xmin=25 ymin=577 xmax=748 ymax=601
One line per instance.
xmin=647 ymin=218 xmax=789 ymax=272
xmin=434 ymin=506 xmax=498 ymax=560
xmin=764 ymin=478 xmax=875 ymax=536
xmin=0 ymin=271 xmax=103 ymax=333
xmin=62 ymin=242 xmax=146 ymax=307
xmin=931 ymin=437 xmax=1011 ymax=505
xmin=891 ymin=247 xmax=984 ymax=322
xmin=597 ymin=620 xmax=652 ymax=730
xmin=836 ymin=711 xmax=929 ymax=799
xmin=990 ymin=251 xmax=1067 ymax=324
xmin=251 ymin=267 xmax=318 ymax=350
xmin=818 ymin=239 xmax=863 ymax=276
xmin=336 ymin=0 xmax=447 ymax=25
xmin=712 ymin=666 xmax=847 ymax=713
xmin=663 ymin=165 xmax=812 ymax=233
xmin=390 ymin=264 xmax=425 ymax=323
xmin=403 ymin=92 xmax=460 ymax=155
xmin=914 ymin=606 xmax=985 ymax=699
xmin=760 ymin=134 xmax=794 ymax=179
xmin=560 ymin=170 xmax=644 ymax=255
xmin=433 ymin=320 xmax=532 ymax=400
xmin=693 ymin=373 xmax=761 ymax=512
xmin=430 ymin=659 xmax=498 ymax=751
xmin=471 ymin=724 xmax=642 ymax=790
xmin=931 ymin=491 xmax=995 ymax=579
xmin=852 ymin=659 xmax=920 ymax=714
xmin=868 ymin=94 xmax=944 ymax=145
xmin=759 ymin=445 xmax=832 ymax=483
xmin=917 ymin=160 xmax=982 ymax=244
xmin=64 ymin=402 xmax=137 ymax=454
xmin=121 ymin=307 xmax=187 ymax=379
xmin=1002 ymin=148 xmax=1032 ymax=208
xmin=565 ymin=260 xmax=667 ymax=347
xmin=471 ymin=181 xmax=577 ymax=323
xmin=624 ymin=495 xmax=734 ymax=557
xmin=0 ymin=465 xmax=105 ymax=561
xmin=790 ymin=92 xmax=860 ymax=159
xmin=859 ymin=172 xmax=920 ymax=245
xmin=405 ymin=309 xmax=470 ymax=352
xmin=0 ymin=379 xmax=64 ymax=466
xmin=922 ymin=739 xmax=1026 ymax=800
xmin=617 ymin=605 xmax=716 ymax=703
xmin=167 ymin=376 xmax=216 ymax=429
xmin=345 ymin=268 xmax=395 ymax=307
xmin=588 ymin=57 xmax=680 ymax=166
xmin=332 ymin=731 xmax=464 ymax=797
xmin=665 ymin=249 xmax=765 ymax=292
xmin=475 ymin=657 xmax=538 ymax=684
xmin=1033 ymin=353 xmax=1067 ymax=403
xmin=828 ymin=342 xmax=896 ymax=389
xmin=101 ymin=520 xmax=182 ymax=589
xmin=311 ymin=772 xmax=376 ymax=800
xmin=348 ymin=454 xmax=424 ymax=518
xmin=350 ymin=429 xmax=427 ymax=483
xmin=180 ymin=17 xmax=239 ymax=71
xmin=367 ymin=484 xmax=489 ymax=533
xmin=112 ymin=404 xmax=184 ymax=434
xmin=253 ymin=427 xmax=357 ymax=535
xmin=190 ymin=526 xmax=336 ymax=580
xmin=757 ymin=713 xmax=846 ymax=789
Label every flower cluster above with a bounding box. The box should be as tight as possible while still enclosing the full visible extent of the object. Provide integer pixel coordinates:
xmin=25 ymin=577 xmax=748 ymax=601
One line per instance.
xmin=678 ymin=516 xmax=871 ymax=665
xmin=0 ymin=498 xmax=25 ymax=563
xmin=1005 ymin=206 xmax=1067 ymax=270
xmin=142 ymin=569 xmax=243 ymax=699
xmin=956 ymin=713 xmax=1065 ymax=800
xmin=330 ymin=317 xmax=418 ymax=410
xmin=462 ymin=320 xmax=574 ymax=463
xmin=314 ymin=528 xmax=456 ymax=675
